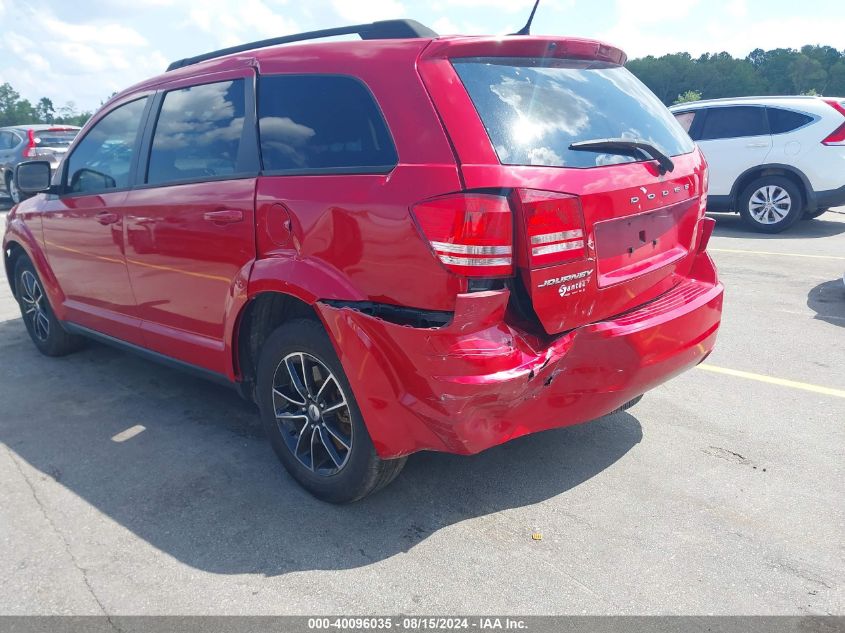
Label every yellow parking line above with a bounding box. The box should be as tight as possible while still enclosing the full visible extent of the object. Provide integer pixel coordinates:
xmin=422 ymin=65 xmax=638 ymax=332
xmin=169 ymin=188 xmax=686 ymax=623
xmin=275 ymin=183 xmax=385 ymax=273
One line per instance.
xmin=709 ymin=248 xmax=845 ymax=261
xmin=697 ymin=364 xmax=845 ymax=398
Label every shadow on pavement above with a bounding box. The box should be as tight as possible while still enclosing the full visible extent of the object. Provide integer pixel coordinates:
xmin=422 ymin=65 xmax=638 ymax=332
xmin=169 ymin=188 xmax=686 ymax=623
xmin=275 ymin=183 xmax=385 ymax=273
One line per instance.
xmin=807 ymin=279 xmax=845 ymax=329
xmin=708 ymin=210 xmax=845 ymax=240
xmin=0 ymin=317 xmax=642 ymax=576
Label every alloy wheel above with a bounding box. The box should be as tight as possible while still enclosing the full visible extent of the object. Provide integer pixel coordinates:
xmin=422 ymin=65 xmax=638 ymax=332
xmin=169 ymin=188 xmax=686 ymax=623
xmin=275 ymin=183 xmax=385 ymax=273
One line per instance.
xmin=20 ymin=270 xmax=50 ymax=342
xmin=749 ymin=185 xmax=791 ymax=225
xmin=272 ymin=352 xmax=353 ymax=476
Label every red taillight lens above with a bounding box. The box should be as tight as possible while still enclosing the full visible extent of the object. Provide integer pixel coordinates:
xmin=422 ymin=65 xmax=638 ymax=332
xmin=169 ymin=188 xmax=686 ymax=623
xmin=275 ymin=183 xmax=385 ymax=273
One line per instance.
xmin=512 ymin=189 xmax=586 ymax=267
xmin=23 ymin=129 xmax=37 ymax=158
xmin=412 ymin=193 xmax=513 ymax=277
xmin=822 ymin=99 xmax=845 ymax=146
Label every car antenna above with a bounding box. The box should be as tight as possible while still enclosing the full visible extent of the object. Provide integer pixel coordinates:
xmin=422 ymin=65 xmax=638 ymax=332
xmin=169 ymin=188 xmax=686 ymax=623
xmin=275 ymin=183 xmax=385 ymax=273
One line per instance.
xmin=510 ymin=0 xmax=541 ymax=35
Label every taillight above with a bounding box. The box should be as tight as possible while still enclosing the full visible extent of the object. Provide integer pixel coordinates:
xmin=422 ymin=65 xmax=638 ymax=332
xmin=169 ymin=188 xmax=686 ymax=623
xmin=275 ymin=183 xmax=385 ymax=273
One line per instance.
xmin=697 ymin=217 xmax=716 ymax=253
xmin=411 ymin=193 xmax=513 ymax=277
xmin=511 ymin=189 xmax=586 ymax=267
xmin=22 ymin=129 xmax=37 ymax=158
xmin=821 ymin=99 xmax=845 ymax=146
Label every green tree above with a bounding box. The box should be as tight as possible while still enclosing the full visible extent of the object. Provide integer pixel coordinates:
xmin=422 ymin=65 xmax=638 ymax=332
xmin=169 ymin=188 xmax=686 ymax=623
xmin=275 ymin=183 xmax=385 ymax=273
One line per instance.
xmin=674 ymin=90 xmax=702 ymax=104
xmin=827 ymin=60 xmax=845 ymax=96
xmin=790 ymin=54 xmax=827 ymax=94
xmin=35 ymin=97 xmax=55 ymax=123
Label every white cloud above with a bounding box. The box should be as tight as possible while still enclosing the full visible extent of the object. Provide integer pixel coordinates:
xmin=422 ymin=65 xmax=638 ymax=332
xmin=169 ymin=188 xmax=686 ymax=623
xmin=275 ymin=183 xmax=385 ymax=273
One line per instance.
xmin=331 ymin=0 xmax=405 ymax=23
xmin=0 ymin=3 xmax=167 ymax=113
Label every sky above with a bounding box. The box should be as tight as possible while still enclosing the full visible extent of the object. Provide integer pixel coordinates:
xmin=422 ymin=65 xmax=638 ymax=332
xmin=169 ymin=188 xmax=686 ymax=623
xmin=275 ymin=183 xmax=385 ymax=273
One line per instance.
xmin=1 ymin=0 xmax=844 ymax=112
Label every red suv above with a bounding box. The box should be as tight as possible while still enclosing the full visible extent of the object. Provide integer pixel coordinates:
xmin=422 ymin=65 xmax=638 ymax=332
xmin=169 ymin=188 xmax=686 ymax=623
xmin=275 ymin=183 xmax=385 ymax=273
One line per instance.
xmin=4 ymin=20 xmax=723 ymax=502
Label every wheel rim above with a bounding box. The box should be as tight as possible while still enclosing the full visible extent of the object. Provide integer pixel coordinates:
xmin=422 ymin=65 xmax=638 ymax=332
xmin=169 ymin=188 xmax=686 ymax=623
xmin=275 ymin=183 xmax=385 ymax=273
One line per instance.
xmin=272 ymin=352 xmax=353 ymax=476
xmin=9 ymin=177 xmax=20 ymax=204
xmin=749 ymin=185 xmax=791 ymax=224
xmin=20 ymin=270 xmax=50 ymax=342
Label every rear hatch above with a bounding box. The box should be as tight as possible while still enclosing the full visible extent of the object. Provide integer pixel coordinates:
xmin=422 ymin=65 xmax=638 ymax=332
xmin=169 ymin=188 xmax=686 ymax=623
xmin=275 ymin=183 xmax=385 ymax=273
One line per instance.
xmin=418 ymin=38 xmax=706 ymax=334
xmin=30 ymin=128 xmax=78 ymax=158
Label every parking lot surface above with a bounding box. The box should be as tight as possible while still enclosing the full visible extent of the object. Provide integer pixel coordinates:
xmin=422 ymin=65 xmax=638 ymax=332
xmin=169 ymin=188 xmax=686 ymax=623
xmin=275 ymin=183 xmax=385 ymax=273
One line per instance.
xmin=1 ymin=194 xmax=843 ymax=615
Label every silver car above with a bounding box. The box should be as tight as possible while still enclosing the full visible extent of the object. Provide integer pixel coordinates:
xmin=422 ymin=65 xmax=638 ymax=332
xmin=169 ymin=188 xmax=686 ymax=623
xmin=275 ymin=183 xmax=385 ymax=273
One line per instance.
xmin=0 ymin=124 xmax=80 ymax=204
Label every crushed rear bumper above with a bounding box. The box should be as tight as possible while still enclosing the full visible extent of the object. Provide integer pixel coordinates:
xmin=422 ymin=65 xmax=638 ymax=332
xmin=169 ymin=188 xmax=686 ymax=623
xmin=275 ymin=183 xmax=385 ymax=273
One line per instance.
xmin=317 ymin=252 xmax=723 ymax=458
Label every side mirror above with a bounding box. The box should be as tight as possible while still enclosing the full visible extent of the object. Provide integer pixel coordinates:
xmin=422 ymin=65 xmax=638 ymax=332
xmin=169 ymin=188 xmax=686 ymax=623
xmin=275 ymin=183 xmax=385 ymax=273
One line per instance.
xmin=15 ymin=161 xmax=52 ymax=195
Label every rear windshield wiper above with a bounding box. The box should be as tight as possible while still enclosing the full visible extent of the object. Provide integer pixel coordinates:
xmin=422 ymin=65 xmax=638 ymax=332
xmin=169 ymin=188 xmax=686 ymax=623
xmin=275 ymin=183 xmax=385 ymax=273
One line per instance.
xmin=569 ymin=138 xmax=675 ymax=174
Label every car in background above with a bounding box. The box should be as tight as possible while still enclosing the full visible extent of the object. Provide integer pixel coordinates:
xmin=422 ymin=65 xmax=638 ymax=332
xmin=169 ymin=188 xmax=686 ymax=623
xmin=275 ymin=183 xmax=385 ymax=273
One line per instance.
xmin=0 ymin=125 xmax=81 ymax=204
xmin=670 ymin=96 xmax=845 ymax=233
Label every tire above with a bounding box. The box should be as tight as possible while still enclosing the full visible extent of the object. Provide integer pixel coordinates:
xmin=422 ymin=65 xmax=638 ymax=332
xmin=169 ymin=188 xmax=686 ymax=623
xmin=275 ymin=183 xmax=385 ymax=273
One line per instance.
xmin=738 ymin=176 xmax=804 ymax=233
xmin=803 ymin=207 xmax=828 ymax=220
xmin=14 ymin=256 xmax=84 ymax=357
xmin=256 ymin=318 xmax=406 ymax=503
xmin=7 ymin=173 xmax=25 ymax=204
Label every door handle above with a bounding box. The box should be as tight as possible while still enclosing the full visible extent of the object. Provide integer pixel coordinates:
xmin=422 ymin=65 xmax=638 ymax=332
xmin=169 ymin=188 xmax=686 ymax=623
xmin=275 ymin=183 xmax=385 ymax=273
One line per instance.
xmin=745 ymin=143 xmax=769 ymax=148
xmin=203 ymin=209 xmax=243 ymax=224
xmin=95 ymin=211 xmax=119 ymax=225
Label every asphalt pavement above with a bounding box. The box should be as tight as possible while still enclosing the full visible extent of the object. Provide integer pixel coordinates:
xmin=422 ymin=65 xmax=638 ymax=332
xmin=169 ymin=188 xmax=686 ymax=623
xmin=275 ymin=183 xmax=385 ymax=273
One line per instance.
xmin=0 ymin=195 xmax=842 ymax=615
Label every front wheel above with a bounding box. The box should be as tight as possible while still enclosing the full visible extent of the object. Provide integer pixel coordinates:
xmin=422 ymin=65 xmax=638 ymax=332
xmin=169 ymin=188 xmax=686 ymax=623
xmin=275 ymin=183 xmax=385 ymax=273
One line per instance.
xmin=256 ymin=319 xmax=406 ymax=503
xmin=738 ymin=177 xmax=803 ymax=233
xmin=14 ymin=256 xmax=84 ymax=356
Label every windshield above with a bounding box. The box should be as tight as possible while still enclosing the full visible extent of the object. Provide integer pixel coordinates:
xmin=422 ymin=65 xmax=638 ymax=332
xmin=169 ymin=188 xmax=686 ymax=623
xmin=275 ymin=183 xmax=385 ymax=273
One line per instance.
xmin=452 ymin=57 xmax=695 ymax=169
xmin=33 ymin=129 xmax=78 ymax=147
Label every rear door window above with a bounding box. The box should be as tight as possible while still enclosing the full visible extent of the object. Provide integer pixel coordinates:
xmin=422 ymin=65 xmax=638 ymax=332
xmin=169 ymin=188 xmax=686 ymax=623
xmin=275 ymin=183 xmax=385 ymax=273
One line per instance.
xmin=452 ymin=57 xmax=694 ymax=168
xmin=257 ymin=75 xmax=397 ymax=173
xmin=767 ymin=107 xmax=813 ymax=134
xmin=147 ymin=79 xmax=247 ymax=186
xmin=66 ymin=98 xmax=148 ymax=194
xmin=697 ymin=106 xmax=769 ymax=140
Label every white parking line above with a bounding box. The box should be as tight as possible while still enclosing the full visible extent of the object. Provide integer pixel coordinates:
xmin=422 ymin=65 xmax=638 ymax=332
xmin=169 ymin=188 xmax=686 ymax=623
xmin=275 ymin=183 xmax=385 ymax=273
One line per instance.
xmin=111 ymin=425 xmax=147 ymax=442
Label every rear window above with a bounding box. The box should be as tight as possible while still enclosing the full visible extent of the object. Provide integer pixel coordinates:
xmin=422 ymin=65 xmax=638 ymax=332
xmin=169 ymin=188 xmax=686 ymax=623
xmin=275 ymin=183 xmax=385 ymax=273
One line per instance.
xmin=33 ymin=129 xmax=78 ymax=147
xmin=257 ymin=75 xmax=397 ymax=173
xmin=452 ymin=57 xmax=694 ymax=169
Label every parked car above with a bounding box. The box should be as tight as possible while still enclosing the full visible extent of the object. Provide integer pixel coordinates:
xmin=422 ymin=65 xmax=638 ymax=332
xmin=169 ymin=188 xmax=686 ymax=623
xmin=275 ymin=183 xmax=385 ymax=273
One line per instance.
xmin=670 ymin=96 xmax=845 ymax=233
xmin=4 ymin=19 xmax=724 ymax=502
xmin=0 ymin=124 xmax=80 ymax=203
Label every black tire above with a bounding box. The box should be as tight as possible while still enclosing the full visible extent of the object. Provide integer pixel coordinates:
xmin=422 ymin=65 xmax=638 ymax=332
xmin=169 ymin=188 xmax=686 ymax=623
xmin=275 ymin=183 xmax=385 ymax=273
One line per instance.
xmin=737 ymin=176 xmax=804 ymax=233
xmin=14 ymin=256 xmax=84 ymax=357
xmin=256 ymin=318 xmax=406 ymax=503
xmin=803 ymin=207 xmax=828 ymax=220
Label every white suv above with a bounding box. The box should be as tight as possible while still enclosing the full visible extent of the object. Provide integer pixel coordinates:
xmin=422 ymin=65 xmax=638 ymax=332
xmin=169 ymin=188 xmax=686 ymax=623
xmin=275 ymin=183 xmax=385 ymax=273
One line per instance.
xmin=670 ymin=96 xmax=845 ymax=233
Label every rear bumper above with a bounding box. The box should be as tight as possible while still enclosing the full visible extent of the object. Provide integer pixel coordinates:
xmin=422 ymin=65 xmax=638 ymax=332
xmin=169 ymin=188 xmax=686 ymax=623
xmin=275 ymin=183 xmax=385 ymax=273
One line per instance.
xmin=317 ymin=252 xmax=724 ymax=458
xmin=816 ymin=184 xmax=845 ymax=210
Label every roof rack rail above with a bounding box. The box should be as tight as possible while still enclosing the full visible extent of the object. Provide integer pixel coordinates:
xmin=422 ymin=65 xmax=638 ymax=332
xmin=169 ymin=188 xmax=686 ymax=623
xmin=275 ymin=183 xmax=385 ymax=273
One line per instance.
xmin=166 ymin=19 xmax=438 ymax=72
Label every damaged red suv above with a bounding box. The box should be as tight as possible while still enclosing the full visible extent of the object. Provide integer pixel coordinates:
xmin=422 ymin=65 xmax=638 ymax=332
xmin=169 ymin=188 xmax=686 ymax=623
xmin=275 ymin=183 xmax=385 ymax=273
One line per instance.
xmin=4 ymin=20 xmax=723 ymax=502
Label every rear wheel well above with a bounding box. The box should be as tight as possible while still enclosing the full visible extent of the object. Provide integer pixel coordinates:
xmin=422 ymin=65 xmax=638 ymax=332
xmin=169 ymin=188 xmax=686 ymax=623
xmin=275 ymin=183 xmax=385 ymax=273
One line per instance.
xmin=732 ymin=167 xmax=807 ymax=210
xmin=235 ymin=292 xmax=319 ymax=402
xmin=4 ymin=242 xmax=25 ymax=300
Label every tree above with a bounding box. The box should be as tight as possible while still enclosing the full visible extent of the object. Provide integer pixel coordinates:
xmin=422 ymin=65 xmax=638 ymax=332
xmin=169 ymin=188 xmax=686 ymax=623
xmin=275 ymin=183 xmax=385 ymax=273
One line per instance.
xmin=827 ymin=61 xmax=845 ymax=96
xmin=674 ymin=90 xmax=702 ymax=104
xmin=35 ymin=97 xmax=55 ymax=124
xmin=790 ymin=54 xmax=827 ymax=95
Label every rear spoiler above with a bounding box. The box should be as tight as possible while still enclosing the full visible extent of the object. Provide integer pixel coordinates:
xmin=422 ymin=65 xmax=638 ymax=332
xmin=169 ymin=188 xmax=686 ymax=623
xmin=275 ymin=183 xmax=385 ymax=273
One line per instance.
xmin=420 ymin=36 xmax=626 ymax=66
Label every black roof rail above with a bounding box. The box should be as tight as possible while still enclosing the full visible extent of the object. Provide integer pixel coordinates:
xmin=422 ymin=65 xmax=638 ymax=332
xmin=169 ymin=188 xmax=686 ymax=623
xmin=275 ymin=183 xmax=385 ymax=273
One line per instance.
xmin=166 ymin=19 xmax=438 ymax=72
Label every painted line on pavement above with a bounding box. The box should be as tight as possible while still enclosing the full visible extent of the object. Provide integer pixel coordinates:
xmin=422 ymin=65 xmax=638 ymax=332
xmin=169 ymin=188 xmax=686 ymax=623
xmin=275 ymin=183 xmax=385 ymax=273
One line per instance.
xmin=697 ymin=364 xmax=845 ymax=398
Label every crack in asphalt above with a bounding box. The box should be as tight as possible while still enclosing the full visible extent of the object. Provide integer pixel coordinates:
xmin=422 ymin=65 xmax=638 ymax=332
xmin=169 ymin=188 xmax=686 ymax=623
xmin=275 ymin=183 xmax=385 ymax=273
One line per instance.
xmin=4 ymin=444 xmax=123 ymax=631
